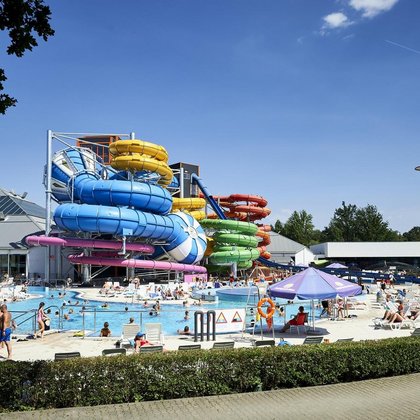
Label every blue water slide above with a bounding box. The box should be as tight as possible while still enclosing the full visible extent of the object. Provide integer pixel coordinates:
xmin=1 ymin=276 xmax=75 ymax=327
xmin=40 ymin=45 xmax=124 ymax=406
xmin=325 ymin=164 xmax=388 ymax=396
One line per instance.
xmin=191 ymin=174 xmax=226 ymax=220
xmin=73 ymin=175 xmax=172 ymax=215
xmin=50 ymin=148 xmax=207 ymax=263
xmin=51 ymin=149 xmax=172 ymax=215
xmin=54 ymin=203 xmax=180 ymax=241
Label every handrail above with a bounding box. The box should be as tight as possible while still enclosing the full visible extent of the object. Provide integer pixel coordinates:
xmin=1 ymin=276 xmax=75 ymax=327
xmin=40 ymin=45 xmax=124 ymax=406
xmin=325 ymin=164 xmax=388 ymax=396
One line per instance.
xmin=79 ymin=308 xmax=147 ymax=338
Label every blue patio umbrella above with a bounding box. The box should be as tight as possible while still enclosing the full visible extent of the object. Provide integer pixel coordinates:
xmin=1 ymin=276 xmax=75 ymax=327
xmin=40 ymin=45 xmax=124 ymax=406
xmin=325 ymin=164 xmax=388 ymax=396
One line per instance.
xmin=268 ymin=267 xmax=362 ymax=331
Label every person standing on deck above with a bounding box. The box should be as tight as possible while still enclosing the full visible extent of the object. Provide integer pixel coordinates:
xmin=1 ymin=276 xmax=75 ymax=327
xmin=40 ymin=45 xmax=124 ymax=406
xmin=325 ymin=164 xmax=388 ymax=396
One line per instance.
xmin=0 ymin=304 xmax=12 ymax=359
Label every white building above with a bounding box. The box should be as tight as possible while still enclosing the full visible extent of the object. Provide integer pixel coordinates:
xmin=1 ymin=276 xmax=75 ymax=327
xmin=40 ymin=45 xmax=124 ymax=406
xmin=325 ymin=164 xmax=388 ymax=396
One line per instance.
xmin=310 ymin=242 xmax=420 ymax=268
xmin=267 ymin=232 xmax=315 ymax=266
xmin=0 ymin=188 xmax=71 ymax=281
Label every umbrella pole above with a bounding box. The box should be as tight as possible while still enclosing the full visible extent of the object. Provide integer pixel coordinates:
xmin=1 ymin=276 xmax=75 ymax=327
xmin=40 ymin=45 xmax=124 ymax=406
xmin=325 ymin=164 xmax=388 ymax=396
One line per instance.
xmin=311 ymin=300 xmax=315 ymax=331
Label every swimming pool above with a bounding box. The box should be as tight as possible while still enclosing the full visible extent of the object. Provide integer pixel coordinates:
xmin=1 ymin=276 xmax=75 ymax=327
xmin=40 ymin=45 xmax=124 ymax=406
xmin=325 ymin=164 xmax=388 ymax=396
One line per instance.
xmin=7 ymin=289 xmax=320 ymax=336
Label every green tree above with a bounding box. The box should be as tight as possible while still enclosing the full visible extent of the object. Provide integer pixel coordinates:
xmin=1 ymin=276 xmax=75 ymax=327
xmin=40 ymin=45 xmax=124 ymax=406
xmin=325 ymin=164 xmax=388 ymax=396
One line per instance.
xmin=322 ymin=201 xmax=358 ymax=241
xmin=322 ymin=202 xmax=401 ymax=242
xmin=403 ymin=226 xmax=420 ymax=241
xmin=355 ymin=204 xmax=397 ymax=241
xmin=283 ymin=210 xmax=315 ymax=246
xmin=271 ymin=219 xmax=284 ymax=235
xmin=0 ymin=0 xmax=54 ymax=114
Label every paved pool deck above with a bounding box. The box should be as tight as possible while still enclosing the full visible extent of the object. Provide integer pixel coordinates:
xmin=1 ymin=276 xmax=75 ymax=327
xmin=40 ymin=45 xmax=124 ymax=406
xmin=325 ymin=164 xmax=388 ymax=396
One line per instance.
xmin=1 ymin=286 xmax=419 ymax=361
xmin=2 ymin=373 xmax=419 ymax=419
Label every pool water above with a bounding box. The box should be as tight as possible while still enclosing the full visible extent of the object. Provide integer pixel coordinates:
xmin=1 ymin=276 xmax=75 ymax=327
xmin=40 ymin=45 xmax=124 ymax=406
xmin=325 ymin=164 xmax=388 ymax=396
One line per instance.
xmin=8 ymin=290 xmax=320 ymax=336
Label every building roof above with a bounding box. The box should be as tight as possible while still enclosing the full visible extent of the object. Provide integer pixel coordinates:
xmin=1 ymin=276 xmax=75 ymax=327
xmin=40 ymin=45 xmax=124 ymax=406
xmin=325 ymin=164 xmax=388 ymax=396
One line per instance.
xmin=0 ymin=188 xmax=46 ymax=250
xmin=0 ymin=188 xmax=45 ymax=219
xmin=267 ymin=232 xmax=306 ymax=253
xmin=310 ymin=242 xmax=420 ymax=258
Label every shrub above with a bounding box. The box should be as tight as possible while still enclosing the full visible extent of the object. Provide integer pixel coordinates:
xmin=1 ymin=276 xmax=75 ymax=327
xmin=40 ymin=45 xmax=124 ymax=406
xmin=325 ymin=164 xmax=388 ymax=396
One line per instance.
xmin=1 ymin=337 xmax=420 ymax=412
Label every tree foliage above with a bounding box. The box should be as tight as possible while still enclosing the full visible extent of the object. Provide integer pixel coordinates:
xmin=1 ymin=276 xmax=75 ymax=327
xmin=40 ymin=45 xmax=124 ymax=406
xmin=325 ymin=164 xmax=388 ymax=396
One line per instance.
xmin=321 ymin=201 xmax=358 ymax=242
xmin=273 ymin=202 xmax=413 ymax=245
xmin=283 ymin=210 xmax=315 ymax=247
xmin=0 ymin=0 xmax=54 ymax=114
xmin=321 ymin=202 xmax=401 ymax=242
xmin=403 ymin=226 xmax=420 ymax=241
xmin=271 ymin=219 xmax=284 ymax=235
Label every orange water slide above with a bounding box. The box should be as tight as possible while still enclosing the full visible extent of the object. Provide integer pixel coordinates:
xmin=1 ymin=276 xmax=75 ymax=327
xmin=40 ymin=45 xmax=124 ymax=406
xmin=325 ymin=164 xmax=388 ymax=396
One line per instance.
xmin=211 ymin=194 xmax=271 ymax=222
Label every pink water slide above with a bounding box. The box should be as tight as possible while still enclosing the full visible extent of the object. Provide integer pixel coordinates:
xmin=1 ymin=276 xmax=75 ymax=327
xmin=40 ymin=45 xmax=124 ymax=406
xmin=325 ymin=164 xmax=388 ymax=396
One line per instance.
xmin=25 ymin=236 xmax=155 ymax=254
xmin=26 ymin=235 xmax=206 ymax=273
xmin=68 ymin=255 xmax=207 ymax=273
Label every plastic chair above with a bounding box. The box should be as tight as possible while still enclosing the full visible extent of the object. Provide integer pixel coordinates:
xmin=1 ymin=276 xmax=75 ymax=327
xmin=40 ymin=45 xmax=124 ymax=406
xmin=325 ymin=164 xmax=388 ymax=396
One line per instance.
xmin=290 ymin=312 xmax=309 ymax=335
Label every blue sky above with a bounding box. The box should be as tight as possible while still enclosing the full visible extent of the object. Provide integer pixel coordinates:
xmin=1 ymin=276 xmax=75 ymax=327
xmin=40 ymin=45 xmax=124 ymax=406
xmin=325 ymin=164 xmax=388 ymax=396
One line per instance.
xmin=1 ymin=0 xmax=420 ymax=233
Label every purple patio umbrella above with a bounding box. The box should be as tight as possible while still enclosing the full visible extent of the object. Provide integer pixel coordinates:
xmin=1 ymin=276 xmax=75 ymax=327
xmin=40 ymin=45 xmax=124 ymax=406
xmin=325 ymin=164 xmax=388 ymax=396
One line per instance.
xmin=268 ymin=267 xmax=361 ymax=300
xmin=268 ymin=268 xmax=362 ymax=332
xmin=326 ymin=262 xmax=348 ymax=269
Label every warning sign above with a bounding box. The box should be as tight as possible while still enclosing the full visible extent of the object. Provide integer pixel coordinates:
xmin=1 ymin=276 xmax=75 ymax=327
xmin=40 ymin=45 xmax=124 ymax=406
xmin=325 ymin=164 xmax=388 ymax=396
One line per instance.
xmin=216 ymin=312 xmax=227 ymax=324
xmin=231 ymin=311 xmax=242 ymax=323
xmin=213 ymin=309 xmax=246 ymax=333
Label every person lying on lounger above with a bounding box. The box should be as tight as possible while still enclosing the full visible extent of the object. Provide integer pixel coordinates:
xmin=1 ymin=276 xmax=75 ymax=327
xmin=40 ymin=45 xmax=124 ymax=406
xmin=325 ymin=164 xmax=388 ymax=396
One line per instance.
xmin=389 ymin=300 xmax=406 ymax=324
xmin=134 ymin=332 xmax=152 ymax=353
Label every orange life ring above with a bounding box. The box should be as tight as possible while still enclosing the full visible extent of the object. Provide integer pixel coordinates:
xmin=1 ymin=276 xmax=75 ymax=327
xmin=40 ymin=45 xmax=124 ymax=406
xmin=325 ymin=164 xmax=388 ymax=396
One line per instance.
xmin=257 ymin=297 xmax=275 ymax=319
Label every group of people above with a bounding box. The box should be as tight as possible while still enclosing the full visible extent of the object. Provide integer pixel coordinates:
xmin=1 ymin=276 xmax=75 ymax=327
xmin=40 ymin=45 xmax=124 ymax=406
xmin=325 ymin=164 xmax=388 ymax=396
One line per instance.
xmin=381 ymin=293 xmax=420 ymax=324
xmin=99 ymin=318 xmax=161 ymax=353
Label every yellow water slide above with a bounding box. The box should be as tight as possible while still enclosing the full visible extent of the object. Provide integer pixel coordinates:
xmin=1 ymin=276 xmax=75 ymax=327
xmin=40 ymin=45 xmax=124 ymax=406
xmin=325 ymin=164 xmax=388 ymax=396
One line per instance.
xmin=109 ymin=140 xmax=173 ymax=186
xmin=172 ymin=197 xmax=206 ymax=220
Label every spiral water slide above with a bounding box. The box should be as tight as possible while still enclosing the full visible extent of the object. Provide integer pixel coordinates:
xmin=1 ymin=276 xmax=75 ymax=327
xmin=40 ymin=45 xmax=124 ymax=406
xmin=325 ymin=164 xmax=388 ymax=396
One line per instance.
xmin=171 ymin=197 xmax=207 ymax=221
xmin=200 ymin=219 xmax=260 ymax=271
xmin=28 ymin=141 xmax=207 ymax=273
xmin=212 ymin=194 xmax=271 ymax=222
xmin=191 ymin=174 xmax=280 ymax=268
xmin=188 ymin=176 xmax=258 ymax=270
xmin=201 ymin=190 xmax=272 ymax=260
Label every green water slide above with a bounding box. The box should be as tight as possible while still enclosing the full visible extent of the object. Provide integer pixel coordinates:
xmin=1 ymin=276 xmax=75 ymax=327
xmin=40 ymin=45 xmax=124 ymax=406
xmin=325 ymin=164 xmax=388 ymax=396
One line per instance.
xmin=201 ymin=219 xmax=258 ymax=235
xmin=201 ymin=219 xmax=260 ymax=270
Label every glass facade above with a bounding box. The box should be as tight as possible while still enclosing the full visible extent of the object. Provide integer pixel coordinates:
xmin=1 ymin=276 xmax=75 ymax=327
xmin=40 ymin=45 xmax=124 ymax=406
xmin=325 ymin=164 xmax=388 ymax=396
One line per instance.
xmin=0 ymin=254 xmax=26 ymax=278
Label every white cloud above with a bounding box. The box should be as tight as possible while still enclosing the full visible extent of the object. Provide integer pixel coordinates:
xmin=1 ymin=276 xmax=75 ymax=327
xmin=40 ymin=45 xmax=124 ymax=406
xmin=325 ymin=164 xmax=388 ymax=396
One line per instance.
xmin=349 ymin=0 xmax=399 ymax=18
xmin=320 ymin=12 xmax=351 ymax=34
xmin=323 ymin=12 xmax=350 ymax=29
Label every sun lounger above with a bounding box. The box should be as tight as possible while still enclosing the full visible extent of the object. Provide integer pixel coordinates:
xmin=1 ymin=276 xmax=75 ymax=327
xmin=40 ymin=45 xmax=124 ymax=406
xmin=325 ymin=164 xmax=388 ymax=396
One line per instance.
xmin=178 ymin=344 xmax=202 ymax=351
xmin=390 ymin=318 xmax=416 ymax=330
xmin=253 ymin=339 xmax=275 ymax=347
xmin=120 ymin=323 xmax=140 ymax=348
xmin=212 ymin=341 xmax=235 ymax=350
xmin=411 ymin=328 xmax=420 ymax=337
xmin=145 ymin=323 xmax=165 ymax=344
xmin=54 ymin=351 xmax=81 ymax=361
xmin=302 ymin=336 xmax=323 ymax=345
xmin=139 ymin=345 xmax=163 ymax=353
xmin=102 ymin=348 xmax=127 ymax=356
